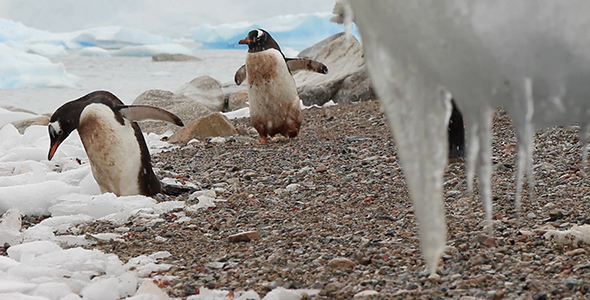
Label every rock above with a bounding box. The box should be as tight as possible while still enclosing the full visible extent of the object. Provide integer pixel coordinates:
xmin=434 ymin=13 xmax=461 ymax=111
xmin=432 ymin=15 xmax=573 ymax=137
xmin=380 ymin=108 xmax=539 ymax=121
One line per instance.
xmin=295 ymin=33 xmax=375 ymax=106
xmin=175 ymin=75 xmax=225 ymax=112
xmin=11 ymin=116 xmax=50 ymax=133
xmin=204 ymin=262 xmax=225 ymax=269
xmin=328 ymin=257 xmax=356 ymax=269
xmin=133 ymin=89 xmax=211 ymax=134
xmin=324 ymin=282 xmax=344 ymax=293
xmin=152 ymin=53 xmax=201 ymax=62
xmin=564 ymin=278 xmax=583 ymax=290
xmin=226 ymin=90 xmax=249 ymax=112
xmin=298 ymin=32 xmax=346 ymax=60
xmin=315 ymin=164 xmax=328 ymax=173
xmin=565 ymin=248 xmax=586 ymax=256
xmin=354 ymin=290 xmax=379 ymax=298
xmin=227 ymin=230 xmax=261 ymax=243
xmin=168 ymin=112 xmax=237 ymax=145
xmin=493 ymin=290 xmax=505 ymax=299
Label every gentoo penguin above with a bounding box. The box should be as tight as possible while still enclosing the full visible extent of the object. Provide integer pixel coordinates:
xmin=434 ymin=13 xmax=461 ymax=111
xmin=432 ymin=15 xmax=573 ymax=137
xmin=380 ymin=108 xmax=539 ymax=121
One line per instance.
xmin=236 ymin=29 xmax=328 ymax=144
xmin=47 ymin=90 xmax=184 ymax=196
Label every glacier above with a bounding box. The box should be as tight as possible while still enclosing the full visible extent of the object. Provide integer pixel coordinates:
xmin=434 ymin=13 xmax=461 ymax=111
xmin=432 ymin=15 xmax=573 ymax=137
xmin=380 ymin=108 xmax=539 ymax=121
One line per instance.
xmin=349 ymin=0 xmax=590 ymax=276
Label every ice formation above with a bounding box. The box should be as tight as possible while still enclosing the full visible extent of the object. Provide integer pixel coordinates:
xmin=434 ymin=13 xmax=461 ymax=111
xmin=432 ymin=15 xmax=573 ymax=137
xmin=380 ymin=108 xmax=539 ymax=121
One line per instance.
xmin=0 ymin=43 xmax=79 ymax=89
xmin=349 ymin=0 xmax=590 ymax=275
xmin=191 ymin=13 xmax=358 ymax=50
xmin=545 ymin=225 xmax=590 ymax=248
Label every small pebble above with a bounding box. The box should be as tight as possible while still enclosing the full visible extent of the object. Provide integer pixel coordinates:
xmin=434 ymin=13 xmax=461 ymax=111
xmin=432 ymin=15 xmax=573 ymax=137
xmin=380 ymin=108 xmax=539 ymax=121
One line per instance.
xmin=228 ymin=231 xmax=261 ymax=243
xmin=315 ymin=164 xmax=328 ymax=173
xmin=328 ymin=257 xmax=356 ymax=269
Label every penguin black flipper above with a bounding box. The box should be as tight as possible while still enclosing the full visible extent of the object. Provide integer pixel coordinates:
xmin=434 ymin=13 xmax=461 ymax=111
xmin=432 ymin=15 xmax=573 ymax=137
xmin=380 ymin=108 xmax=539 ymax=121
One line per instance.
xmin=117 ymin=105 xmax=184 ymax=126
xmin=234 ymin=65 xmax=247 ymax=85
xmin=286 ymin=58 xmax=329 ymax=75
xmin=233 ymin=59 xmax=328 ymax=85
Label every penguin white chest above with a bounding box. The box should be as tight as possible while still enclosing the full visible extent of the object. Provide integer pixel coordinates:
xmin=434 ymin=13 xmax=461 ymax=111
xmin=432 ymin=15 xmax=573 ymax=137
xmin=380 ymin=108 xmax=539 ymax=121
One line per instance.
xmin=246 ymin=49 xmax=299 ymax=113
xmin=245 ymin=49 xmax=301 ymax=139
xmin=78 ymin=103 xmax=142 ymax=196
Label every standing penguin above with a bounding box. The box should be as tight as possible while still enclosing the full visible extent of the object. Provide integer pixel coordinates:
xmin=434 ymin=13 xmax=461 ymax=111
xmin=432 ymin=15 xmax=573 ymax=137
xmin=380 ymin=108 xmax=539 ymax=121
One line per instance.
xmin=237 ymin=29 xmax=328 ymax=144
xmin=47 ymin=90 xmax=184 ymax=196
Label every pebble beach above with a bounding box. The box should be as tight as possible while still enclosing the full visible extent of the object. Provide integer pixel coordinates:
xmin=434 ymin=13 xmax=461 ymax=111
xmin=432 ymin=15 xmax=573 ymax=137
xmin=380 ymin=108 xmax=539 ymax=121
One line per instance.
xmin=20 ymin=99 xmax=590 ymax=299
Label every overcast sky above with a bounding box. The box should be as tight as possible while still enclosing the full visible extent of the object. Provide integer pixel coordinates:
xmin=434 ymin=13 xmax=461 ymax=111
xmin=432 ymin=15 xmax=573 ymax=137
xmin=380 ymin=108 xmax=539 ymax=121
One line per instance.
xmin=0 ymin=0 xmax=336 ymax=38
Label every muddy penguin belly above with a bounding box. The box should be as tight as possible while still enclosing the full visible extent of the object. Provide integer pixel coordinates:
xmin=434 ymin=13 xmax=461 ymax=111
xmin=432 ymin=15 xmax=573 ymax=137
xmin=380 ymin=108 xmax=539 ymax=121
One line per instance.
xmin=78 ymin=104 xmax=143 ymax=196
xmin=246 ymin=49 xmax=302 ymax=139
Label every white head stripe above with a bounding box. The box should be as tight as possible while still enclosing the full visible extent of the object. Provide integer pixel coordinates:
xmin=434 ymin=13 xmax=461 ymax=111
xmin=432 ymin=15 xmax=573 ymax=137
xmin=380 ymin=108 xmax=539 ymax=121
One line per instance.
xmin=257 ymin=29 xmax=264 ymax=38
xmin=49 ymin=121 xmax=61 ymax=134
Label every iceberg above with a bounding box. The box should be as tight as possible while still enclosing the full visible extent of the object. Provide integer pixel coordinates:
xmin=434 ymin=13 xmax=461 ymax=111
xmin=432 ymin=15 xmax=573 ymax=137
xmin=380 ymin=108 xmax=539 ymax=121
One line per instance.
xmin=111 ymin=43 xmax=193 ymax=57
xmin=0 ymin=18 xmax=190 ymax=55
xmin=0 ymin=44 xmax=78 ymax=89
xmin=349 ymin=0 xmax=590 ymax=276
xmin=191 ymin=12 xmax=359 ymax=50
xmin=0 ymin=19 xmax=49 ymax=42
xmin=69 ymin=26 xmax=174 ymax=49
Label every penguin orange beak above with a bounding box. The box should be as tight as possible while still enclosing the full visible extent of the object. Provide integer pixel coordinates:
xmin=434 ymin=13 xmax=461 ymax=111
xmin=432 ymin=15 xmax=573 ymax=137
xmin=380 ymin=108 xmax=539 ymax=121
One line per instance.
xmin=239 ymin=38 xmax=251 ymax=44
xmin=48 ymin=140 xmax=60 ymax=160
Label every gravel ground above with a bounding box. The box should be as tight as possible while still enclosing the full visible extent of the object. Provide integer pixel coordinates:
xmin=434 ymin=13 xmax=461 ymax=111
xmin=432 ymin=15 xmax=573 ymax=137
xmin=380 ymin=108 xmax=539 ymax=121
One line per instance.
xmin=45 ymin=100 xmax=590 ymax=299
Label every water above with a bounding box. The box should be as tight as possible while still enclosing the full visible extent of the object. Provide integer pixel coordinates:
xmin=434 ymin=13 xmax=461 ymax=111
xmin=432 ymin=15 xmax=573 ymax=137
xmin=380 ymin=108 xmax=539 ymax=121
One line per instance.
xmin=0 ymin=49 xmax=246 ymax=114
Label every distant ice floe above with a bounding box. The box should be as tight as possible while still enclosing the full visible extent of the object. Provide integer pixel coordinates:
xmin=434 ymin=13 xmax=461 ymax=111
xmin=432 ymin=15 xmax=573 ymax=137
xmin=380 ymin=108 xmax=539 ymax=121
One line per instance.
xmin=0 ymin=18 xmax=195 ymax=88
xmin=191 ymin=12 xmax=359 ymax=50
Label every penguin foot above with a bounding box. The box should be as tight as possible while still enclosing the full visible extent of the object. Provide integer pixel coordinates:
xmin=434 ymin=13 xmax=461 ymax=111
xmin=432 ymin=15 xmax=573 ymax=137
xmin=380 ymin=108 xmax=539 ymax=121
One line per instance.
xmin=258 ymin=136 xmax=269 ymax=144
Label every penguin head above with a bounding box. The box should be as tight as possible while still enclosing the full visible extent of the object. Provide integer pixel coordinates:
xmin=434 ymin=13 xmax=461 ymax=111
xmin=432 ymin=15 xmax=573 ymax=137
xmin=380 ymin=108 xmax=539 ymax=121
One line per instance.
xmin=47 ymin=103 xmax=80 ymax=160
xmin=239 ymin=29 xmax=281 ymax=53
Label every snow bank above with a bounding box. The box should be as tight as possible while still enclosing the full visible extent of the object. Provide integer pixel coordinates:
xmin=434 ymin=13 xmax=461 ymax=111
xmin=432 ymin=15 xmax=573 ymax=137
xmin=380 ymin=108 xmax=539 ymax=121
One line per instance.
xmin=0 ymin=111 xmax=224 ymax=299
xmin=0 ymin=227 xmax=174 ymax=299
xmin=0 ymin=113 xmax=180 ymax=217
xmin=0 ymin=108 xmax=37 ymax=129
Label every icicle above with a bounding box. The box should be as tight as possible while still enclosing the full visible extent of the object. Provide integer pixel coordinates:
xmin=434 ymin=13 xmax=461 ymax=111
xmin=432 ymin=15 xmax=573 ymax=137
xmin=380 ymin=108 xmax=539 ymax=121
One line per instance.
xmin=465 ymin=122 xmax=479 ymax=194
xmin=580 ymin=123 xmax=590 ymax=176
xmin=475 ymin=109 xmax=494 ymax=233
xmin=356 ymin=42 xmax=448 ymax=276
xmin=343 ymin=0 xmax=354 ymax=40
xmin=332 ymin=0 xmax=354 ymax=41
xmin=514 ymin=78 xmax=536 ymax=213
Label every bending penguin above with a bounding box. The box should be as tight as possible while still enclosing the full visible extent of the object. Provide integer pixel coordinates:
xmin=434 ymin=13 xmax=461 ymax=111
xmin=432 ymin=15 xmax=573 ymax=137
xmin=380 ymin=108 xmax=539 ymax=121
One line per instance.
xmin=47 ymin=90 xmax=184 ymax=196
xmin=235 ymin=28 xmax=328 ymax=144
